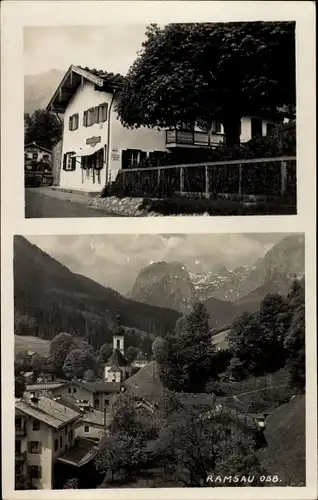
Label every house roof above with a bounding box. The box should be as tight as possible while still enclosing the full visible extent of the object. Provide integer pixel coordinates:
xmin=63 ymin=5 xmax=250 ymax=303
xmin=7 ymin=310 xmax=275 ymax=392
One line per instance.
xmin=46 ymin=64 xmax=124 ymax=114
xmin=15 ymin=395 xmax=81 ymax=429
xmin=61 ymin=379 xmax=123 ymax=394
xmin=105 ymin=348 xmax=128 ymax=368
xmin=25 ymin=142 xmax=52 ymax=154
xmin=26 ymin=382 xmax=66 ymax=392
xmin=57 ymin=437 xmax=99 ymax=467
xmin=81 ymin=408 xmax=106 ymax=427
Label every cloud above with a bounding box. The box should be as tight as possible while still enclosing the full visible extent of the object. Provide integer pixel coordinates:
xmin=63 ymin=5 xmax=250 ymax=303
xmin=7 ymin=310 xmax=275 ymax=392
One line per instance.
xmin=26 ymin=233 xmax=289 ymax=295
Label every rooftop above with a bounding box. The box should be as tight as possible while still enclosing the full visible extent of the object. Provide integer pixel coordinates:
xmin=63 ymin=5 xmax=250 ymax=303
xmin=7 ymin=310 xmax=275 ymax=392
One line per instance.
xmin=47 ymin=65 xmax=124 ymax=113
xmin=16 ymin=394 xmax=81 ymax=429
xmin=105 ymin=348 xmax=128 ymax=368
xmin=26 ymin=382 xmax=65 ymax=392
xmin=57 ymin=437 xmax=99 ymax=467
xmin=25 ymin=142 xmax=52 ymax=154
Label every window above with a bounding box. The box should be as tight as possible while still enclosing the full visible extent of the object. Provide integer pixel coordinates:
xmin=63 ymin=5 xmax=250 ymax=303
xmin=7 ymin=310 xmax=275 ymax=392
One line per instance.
xmin=251 ymin=118 xmax=263 ymax=138
xmin=266 ymin=122 xmax=276 ymax=135
xmin=211 ymin=121 xmax=222 ymax=133
xmin=84 ymin=107 xmax=98 ymax=127
xmin=83 ymin=103 xmax=108 ymax=127
xmin=116 ymin=339 xmax=120 ymax=349
xmin=32 ymin=152 xmax=38 ymax=160
xmin=28 ymin=465 xmax=42 ymax=479
xmin=84 ymin=425 xmax=89 ymax=433
xmin=32 ymin=419 xmax=40 ymax=431
xmin=104 ymin=400 xmax=109 ymax=407
xmin=98 ymin=103 xmax=108 ymax=123
xmin=68 ymin=429 xmax=73 ymax=443
xmin=63 ymin=153 xmax=76 ymax=171
xmin=94 ymin=399 xmax=100 ymax=408
xmin=73 ymin=388 xmax=77 ymax=394
xmin=68 ymin=388 xmax=72 ymax=394
xmin=54 ymin=439 xmax=58 ymax=452
xmin=28 ymin=441 xmax=40 ymax=454
xmin=60 ymin=436 xmax=63 ymax=447
xmin=65 ymin=425 xmax=68 ymax=435
xmin=82 ymin=400 xmax=88 ymax=404
xmin=15 ymin=440 xmax=21 ymax=454
xmin=69 ymin=113 xmax=79 ymax=131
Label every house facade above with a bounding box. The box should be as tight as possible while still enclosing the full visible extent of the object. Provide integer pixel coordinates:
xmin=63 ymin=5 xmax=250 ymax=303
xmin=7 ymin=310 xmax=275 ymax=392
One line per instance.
xmin=15 ymin=393 xmax=81 ymax=489
xmin=24 ymin=143 xmax=52 ymax=171
xmin=47 ymin=65 xmax=285 ymax=193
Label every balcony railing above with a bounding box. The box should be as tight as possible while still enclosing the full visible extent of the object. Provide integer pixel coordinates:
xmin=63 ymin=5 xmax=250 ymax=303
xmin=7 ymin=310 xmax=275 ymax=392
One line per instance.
xmin=166 ymin=129 xmax=224 ymax=147
xmin=15 ymin=451 xmax=27 ymax=464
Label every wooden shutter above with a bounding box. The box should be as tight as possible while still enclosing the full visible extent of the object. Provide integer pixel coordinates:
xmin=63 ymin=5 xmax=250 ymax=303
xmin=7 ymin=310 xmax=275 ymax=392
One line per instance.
xmin=28 ymin=441 xmax=32 ymax=453
xmin=102 ymin=103 xmax=108 ymax=122
xmin=62 ymin=154 xmax=67 ymax=170
xmin=139 ymin=151 xmax=147 ymax=167
xmin=121 ymin=150 xmax=129 ymax=170
xmin=74 ymin=114 xmax=79 ymax=130
xmin=83 ymin=111 xmax=87 ymax=127
xmin=69 ymin=117 xmax=72 ymax=131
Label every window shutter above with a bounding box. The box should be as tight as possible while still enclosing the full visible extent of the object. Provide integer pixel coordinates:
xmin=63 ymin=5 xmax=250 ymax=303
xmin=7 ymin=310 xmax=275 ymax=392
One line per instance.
xmin=63 ymin=154 xmax=67 ymax=170
xmin=121 ymin=150 xmax=129 ymax=170
xmin=139 ymin=151 xmax=147 ymax=166
xmin=69 ymin=117 xmax=72 ymax=131
xmin=28 ymin=442 xmax=32 ymax=453
xmin=74 ymin=114 xmax=79 ymax=130
xmin=83 ymin=111 xmax=87 ymax=127
xmin=103 ymin=103 xmax=108 ymax=122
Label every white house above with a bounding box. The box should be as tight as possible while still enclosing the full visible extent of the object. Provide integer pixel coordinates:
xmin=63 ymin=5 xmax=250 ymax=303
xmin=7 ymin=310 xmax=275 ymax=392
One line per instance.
xmin=47 ymin=65 xmax=289 ymax=193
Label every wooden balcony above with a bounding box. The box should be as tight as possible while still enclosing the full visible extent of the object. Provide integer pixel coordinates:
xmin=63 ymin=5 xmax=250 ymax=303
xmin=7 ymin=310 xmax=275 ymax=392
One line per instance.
xmin=166 ymin=129 xmax=224 ymax=148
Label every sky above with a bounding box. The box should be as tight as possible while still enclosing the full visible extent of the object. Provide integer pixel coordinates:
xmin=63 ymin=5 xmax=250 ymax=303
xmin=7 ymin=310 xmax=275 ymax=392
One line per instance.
xmin=26 ymin=233 xmax=288 ymax=295
xmin=24 ymin=25 xmax=149 ymax=76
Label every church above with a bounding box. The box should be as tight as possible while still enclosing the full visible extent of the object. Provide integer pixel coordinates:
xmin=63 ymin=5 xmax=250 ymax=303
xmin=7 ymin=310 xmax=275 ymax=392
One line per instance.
xmin=104 ymin=315 xmax=133 ymax=382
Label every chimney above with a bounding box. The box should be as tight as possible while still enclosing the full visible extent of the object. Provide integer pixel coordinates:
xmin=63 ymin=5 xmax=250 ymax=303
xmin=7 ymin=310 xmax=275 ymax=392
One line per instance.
xmin=30 ymin=391 xmax=40 ymax=404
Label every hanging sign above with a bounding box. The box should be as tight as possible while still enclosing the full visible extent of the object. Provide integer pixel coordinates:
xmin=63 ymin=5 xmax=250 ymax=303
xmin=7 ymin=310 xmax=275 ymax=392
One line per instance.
xmin=111 ymin=148 xmax=120 ymax=161
xmin=86 ymin=136 xmax=101 ymax=147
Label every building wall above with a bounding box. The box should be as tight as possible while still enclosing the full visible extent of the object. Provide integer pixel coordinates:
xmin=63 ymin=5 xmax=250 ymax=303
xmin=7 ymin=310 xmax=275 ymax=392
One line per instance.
xmin=92 ymin=391 xmax=118 ymax=412
xmin=60 ymin=82 xmax=109 ymax=191
xmin=108 ymin=99 xmax=167 ymax=183
xmin=59 ymin=81 xmax=167 ymax=191
xmin=51 ymin=140 xmax=63 ymax=186
xmin=51 ymin=421 xmax=77 ymax=460
xmin=53 ymin=384 xmax=95 ymax=406
xmin=25 ymin=146 xmax=52 ymax=163
xmin=75 ymin=419 xmax=106 ymax=441
xmin=24 ymin=416 xmax=53 ymax=489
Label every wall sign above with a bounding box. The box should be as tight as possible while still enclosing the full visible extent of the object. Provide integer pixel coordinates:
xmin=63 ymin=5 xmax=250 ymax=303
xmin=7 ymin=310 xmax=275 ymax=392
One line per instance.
xmin=111 ymin=148 xmax=120 ymax=161
xmin=86 ymin=136 xmax=101 ymax=147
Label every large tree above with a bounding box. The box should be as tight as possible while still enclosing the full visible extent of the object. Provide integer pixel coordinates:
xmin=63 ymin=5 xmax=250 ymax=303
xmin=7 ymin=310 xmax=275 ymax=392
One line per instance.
xmin=24 ymin=109 xmax=62 ymax=150
xmin=117 ymin=22 xmax=295 ymax=146
xmin=155 ymin=302 xmax=215 ymax=392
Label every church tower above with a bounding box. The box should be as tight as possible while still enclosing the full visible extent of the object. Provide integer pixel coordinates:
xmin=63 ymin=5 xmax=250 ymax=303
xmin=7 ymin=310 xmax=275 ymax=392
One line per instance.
xmin=112 ymin=313 xmax=125 ymax=356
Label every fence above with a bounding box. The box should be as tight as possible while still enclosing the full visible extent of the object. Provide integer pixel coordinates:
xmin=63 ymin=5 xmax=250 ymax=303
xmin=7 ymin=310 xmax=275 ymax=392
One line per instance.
xmin=113 ymin=157 xmax=296 ymax=199
xmin=25 ymin=172 xmax=54 ymax=187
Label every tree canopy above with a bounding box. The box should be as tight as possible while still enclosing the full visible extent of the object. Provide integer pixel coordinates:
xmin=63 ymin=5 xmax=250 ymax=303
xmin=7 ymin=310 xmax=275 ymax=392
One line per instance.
xmin=24 ymin=109 xmax=62 ymax=150
xmin=155 ymin=302 xmax=216 ymax=392
xmin=116 ymin=22 xmax=295 ymax=146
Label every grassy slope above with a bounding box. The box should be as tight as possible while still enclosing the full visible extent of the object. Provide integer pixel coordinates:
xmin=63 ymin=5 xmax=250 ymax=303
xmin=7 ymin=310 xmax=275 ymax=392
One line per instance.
xmin=258 ymin=395 xmax=305 ymax=486
xmin=15 ymin=335 xmax=51 ymax=356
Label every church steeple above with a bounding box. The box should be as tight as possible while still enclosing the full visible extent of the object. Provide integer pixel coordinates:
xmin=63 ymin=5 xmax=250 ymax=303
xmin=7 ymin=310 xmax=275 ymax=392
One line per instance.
xmin=112 ymin=312 xmax=125 ymax=355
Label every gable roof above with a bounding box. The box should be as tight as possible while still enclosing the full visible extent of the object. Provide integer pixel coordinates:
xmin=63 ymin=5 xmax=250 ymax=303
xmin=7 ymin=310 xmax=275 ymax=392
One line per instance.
xmin=25 ymin=143 xmax=52 ymax=154
xmin=46 ymin=64 xmax=124 ymax=114
xmin=15 ymin=395 xmax=81 ymax=429
xmin=105 ymin=348 xmax=128 ymax=368
xmin=61 ymin=379 xmax=123 ymax=394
